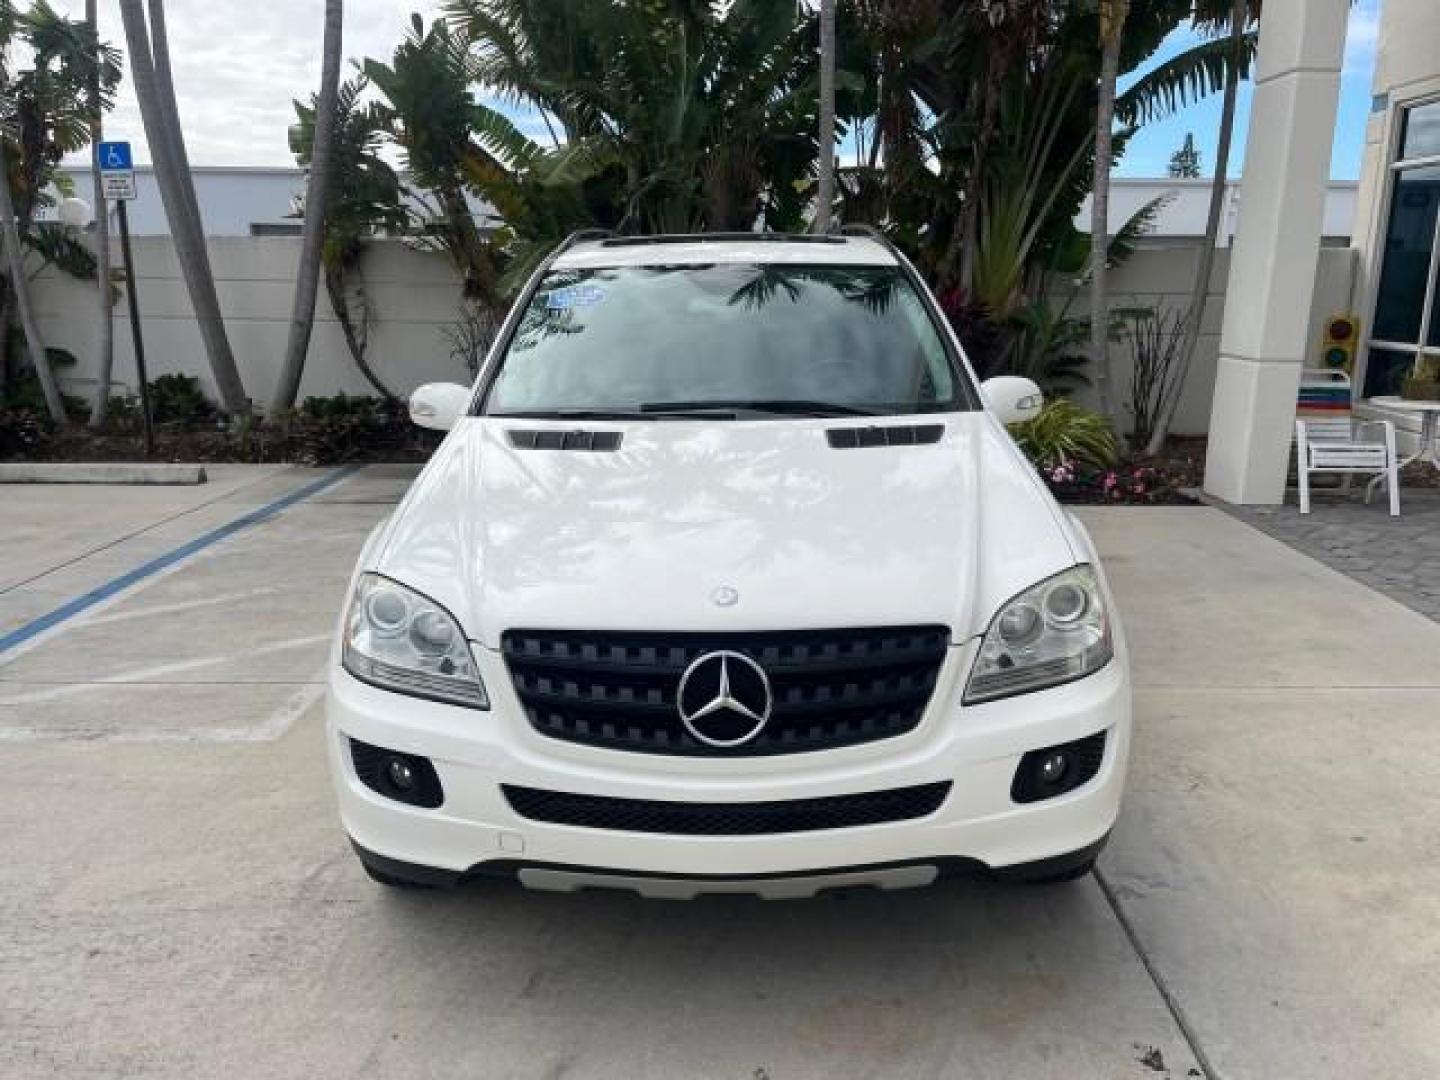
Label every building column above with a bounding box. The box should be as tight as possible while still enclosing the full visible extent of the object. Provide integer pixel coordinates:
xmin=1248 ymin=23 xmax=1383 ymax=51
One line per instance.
xmin=1203 ymin=0 xmax=1349 ymax=505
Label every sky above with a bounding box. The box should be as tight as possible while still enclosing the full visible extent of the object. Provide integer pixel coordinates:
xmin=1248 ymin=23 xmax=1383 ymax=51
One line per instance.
xmin=53 ymin=0 xmax=1382 ymax=180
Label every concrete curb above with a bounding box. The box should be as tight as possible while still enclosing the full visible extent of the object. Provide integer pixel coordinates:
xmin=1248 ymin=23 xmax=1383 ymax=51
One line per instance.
xmin=0 ymin=463 xmax=208 ymax=486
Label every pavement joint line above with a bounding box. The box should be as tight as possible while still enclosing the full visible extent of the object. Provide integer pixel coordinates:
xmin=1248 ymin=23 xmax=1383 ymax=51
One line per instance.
xmin=78 ymin=586 xmax=284 ymax=628
xmin=0 ymin=466 xmax=289 ymax=598
xmin=0 ymin=634 xmax=330 ymax=705
xmin=0 ymin=667 xmax=327 ymax=743
xmin=0 ymin=466 xmax=360 ymax=661
xmin=1094 ymin=866 xmax=1220 ymax=1080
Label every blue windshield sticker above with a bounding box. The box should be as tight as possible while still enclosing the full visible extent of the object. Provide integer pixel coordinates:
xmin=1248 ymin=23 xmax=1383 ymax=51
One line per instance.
xmin=546 ymin=284 xmax=606 ymax=310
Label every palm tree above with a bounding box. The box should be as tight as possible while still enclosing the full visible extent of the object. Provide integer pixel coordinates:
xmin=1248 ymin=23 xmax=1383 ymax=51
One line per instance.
xmin=813 ymin=0 xmax=836 ymax=234
xmin=2 ymin=0 xmax=119 ymax=422
xmin=288 ymin=76 xmax=408 ymax=400
xmin=1089 ymin=0 xmax=1129 ymax=424
xmin=0 ymin=141 xmax=64 ymax=420
xmin=85 ymin=0 xmax=115 ymax=428
xmin=117 ymin=0 xmax=248 ymax=415
xmin=446 ymin=0 xmax=820 ymax=235
xmin=1144 ymin=0 xmax=1253 ymax=455
xmin=144 ymin=0 xmax=201 ymax=245
xmin=2 ymin=0 xmax=63 ymax=419
xmin=271 ymin=0 xmax=343 ymax=414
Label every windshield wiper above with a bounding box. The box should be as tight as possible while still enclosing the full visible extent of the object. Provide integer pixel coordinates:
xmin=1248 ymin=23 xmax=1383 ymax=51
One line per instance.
xmin=640 ymin=399 xmax=881 ymax=418
xmin=491 ymin=408 xmax=737 ymax=421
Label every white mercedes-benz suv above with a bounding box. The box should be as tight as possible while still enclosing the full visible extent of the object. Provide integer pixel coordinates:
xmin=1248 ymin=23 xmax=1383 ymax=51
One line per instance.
xmin=327 ymin=229 xmax=1130 ymax=897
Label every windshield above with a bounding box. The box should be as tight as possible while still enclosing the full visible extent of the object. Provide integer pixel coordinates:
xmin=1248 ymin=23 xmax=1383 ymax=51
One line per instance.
xmin=481 ymin=263 xmax=973 ymax=418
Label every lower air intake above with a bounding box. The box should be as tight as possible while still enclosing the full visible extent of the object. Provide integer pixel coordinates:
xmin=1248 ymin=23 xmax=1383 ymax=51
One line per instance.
xmin=502 ymin=781 xmax=952 ymax=836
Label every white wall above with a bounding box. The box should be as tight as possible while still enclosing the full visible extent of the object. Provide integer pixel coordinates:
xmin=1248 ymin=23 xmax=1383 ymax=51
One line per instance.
xmin=1063 ymin=246 xmax=1356 ymax=436
xmin=31 ymin=235 xmax=1355 ymax=433
xmin=1077 ymin=179 xmax=1357 ymax=245
xmin=33 ymin=237 xmax=478 ymax=408
xmin=39 ymin=167 xmax=306 ymax=237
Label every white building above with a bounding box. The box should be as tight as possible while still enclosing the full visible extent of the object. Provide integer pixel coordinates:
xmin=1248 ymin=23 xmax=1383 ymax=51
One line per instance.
xmin=41 ymin=166 xmax=1362 ymax=245
xmin=1205 ymin=0 xmax=1439 ymax=504
xmin=44 ymin=167 xmax=307 ymax=237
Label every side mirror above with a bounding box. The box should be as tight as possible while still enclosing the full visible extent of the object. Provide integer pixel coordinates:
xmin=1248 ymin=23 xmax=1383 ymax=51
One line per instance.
xmin=981 ymin=376 xmax=1044 ymax=426
xmin=408 ymin=383 xmax=472 ymax=432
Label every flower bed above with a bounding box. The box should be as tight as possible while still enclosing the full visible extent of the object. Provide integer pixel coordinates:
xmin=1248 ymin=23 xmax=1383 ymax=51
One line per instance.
xmin=1039 ymin=459 xmax=1194 ymax=506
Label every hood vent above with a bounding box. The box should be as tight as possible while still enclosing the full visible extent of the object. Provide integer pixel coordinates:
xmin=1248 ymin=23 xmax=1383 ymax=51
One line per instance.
xmin=826 ymin=424 xmax=944 ymax=449
xmin=507 ymin=429 xmax=623 ymax=452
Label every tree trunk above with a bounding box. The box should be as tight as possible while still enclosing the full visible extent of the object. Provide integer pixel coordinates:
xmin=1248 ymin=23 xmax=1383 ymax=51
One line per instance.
xmin=1088 ymin=0 xmax=1127 ymax=424
xmin=1145 ymin=0 xmax=1246 ymax=457
xmin=325 ymin=265 xmax=397 ymax=402
xmin=0 ymin=287 xmax=14 ymax=397
xmin=86 ymin=0 xmax=117 ymax=429
xmin=118 ymin=0 xmax=249 ymax=416
xmin=146 ymin=0 xmax=204 ymax=245
xmin=0 ymin=139 xmax=66 ymax=422
xmin=271 ymin=0 xmax=343 ymax=414
xmin=812 ymin=0 xmax=837 ymax=234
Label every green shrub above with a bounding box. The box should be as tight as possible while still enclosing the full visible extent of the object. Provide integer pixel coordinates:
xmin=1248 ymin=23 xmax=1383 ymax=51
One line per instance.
xmin=297 ymin=393 xmax=391 ymax=420
xmin=1008 ymin=398 xmax=1118 ymax=471
xmin=1 ymin=349 xmax=87 ymax=420
xmin=0 ymin=409 xmax=54 ymax=458
xmin=284 ymin=395 xmax=413 ymax=465
xmin=148 ymin=374 xmax=217 ymax=427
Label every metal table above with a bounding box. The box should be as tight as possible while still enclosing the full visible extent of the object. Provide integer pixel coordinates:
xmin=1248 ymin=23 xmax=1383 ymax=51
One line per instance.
xmin=1370 ymin=396 xmax=1440 ymax=472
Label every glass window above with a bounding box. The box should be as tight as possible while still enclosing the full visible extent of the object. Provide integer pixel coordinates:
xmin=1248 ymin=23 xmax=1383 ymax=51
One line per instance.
xmin=1400 ymin=100 xmax=1440 ymax=161
xmin=1363 ymin=348 xmax=1416 ymax=399
xmin=1363 ymin=103 xmax=1440 ymax=398
xmin=1370 ymin=165 xmax=1440 ymax=344
xmin=484 ymin=264 xmax=968 ymax=417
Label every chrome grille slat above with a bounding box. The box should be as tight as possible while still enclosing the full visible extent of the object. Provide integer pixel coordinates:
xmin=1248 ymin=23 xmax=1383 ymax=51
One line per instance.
xmin=501 ymin=626 xmax=950 ymax=757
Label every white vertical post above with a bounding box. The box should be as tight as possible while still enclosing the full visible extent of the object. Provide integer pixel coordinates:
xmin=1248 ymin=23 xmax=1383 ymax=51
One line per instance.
xmin=1203 ymin=0 xmax=1349 ymax=505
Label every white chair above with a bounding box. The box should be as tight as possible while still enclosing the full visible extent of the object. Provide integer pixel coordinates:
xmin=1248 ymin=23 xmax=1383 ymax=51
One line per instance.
xmin=1295 ymin=369 xmax=1400 ymax=516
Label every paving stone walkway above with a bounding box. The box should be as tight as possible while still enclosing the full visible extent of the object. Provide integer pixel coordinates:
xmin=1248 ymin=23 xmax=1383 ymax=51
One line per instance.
xmin=1224 ymin=486 xmax=1440 ymax=623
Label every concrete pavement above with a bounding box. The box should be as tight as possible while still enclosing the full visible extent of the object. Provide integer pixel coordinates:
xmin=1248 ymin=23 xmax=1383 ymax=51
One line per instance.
xmin=1 ymin=466 xmax=1436 ymax=1077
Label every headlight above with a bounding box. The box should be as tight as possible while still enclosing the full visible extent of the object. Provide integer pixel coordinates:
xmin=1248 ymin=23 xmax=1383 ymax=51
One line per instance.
xmin=342 ymin=574 xmax=488 ymax=708
xmin=964 ymin=566 xmax=1113 ymax=704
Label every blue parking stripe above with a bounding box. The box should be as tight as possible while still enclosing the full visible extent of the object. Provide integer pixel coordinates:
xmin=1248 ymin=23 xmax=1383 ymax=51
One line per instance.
xmin=0 ymin=466 xmax=361 ymax=657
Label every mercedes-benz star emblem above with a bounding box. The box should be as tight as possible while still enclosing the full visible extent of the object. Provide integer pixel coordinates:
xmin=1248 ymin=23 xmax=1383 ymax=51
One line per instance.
xmin=676 ymin=651 xmax=772 ymax=748
xmin=711 ymin=585 xmax=740 ymax=608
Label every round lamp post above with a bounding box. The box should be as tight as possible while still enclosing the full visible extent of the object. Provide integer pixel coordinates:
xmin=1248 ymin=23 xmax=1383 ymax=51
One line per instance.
xmin=59 ymin=197 xmax=93 ymax=231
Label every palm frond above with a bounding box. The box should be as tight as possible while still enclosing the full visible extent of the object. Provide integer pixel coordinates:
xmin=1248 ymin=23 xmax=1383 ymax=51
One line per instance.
xmin=1116 ymin=29 xmax=1258 ymax=127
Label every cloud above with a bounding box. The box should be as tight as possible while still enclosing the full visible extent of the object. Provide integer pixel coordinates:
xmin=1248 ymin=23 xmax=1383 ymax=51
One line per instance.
xmin=51 ymin=0 xmax=443 ymax=166
xmin=1342 ymin=0 xmax=1381 ymax=82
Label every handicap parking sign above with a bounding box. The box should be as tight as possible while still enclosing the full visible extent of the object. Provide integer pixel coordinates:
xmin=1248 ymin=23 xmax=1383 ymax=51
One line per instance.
xmin=98 ymin=141 xmax=133 ymax=172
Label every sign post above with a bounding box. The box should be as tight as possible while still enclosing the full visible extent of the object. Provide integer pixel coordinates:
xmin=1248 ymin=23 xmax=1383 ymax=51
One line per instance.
xmin=98 ymin=142 xmax=151 ymax=455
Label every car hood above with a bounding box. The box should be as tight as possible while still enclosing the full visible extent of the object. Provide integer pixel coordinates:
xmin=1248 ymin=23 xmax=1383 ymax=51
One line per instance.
xmin=371 ymin=417 xmax=1077 ymax=649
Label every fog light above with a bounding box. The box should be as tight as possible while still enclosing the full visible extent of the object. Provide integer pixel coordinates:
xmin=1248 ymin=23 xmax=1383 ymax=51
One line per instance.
xmin=387 ymin=757 xmax=416 ymax=792
xmin=349 ymin=739 xmax=444 ymax=809
xmin=1012 ymin=732 xmax=1108 ymax=804
xmin=1039 ymin=752 xmax=1069 ymax=784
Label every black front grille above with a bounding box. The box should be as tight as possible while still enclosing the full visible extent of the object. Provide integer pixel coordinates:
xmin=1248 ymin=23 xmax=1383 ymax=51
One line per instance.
xmin=501 ymin=626 xmax=950 ymax=756
xmin=503 ymin=782 xmax=952 ymax=835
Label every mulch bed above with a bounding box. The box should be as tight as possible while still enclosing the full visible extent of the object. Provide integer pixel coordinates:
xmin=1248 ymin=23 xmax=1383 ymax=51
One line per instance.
xmin=4 ymin=424 xmax=439 ymax=467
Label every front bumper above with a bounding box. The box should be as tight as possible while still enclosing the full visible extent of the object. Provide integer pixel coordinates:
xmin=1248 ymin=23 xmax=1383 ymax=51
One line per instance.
xmin=327 ymin=641 xmax=1130 ymax=886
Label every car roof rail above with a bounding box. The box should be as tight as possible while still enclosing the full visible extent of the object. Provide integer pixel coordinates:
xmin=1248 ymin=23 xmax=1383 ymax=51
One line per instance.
xmin=838 ymin=222 xmax=902 ymax=255
xmin=596 ymin=232 xmax=847 ymax=248
xmin=553 ymin=228 xmax=618 ymax=256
